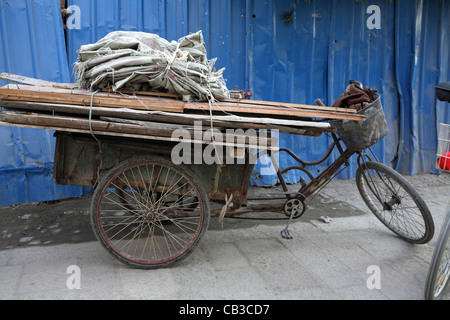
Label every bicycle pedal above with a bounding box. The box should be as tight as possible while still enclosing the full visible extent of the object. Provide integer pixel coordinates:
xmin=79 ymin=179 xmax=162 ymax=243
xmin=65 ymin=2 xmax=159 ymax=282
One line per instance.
xmin=281 ymin=229 xmax=293 ymax=240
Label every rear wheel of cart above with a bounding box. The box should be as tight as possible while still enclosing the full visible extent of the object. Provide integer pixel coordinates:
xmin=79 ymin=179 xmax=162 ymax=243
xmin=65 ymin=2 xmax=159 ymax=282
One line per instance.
xmin=356 ymin=161 xmax=434 ymax=244
xmin=90 ymin=156 xmax=210 ymax=269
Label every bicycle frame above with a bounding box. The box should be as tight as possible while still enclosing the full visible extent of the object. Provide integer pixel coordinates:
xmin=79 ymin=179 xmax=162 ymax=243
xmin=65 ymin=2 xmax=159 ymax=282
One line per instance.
xmin=273 ymin=132 xmax=356 ymax=202
xmin=215 ymin=131 xmax=364 ymax=218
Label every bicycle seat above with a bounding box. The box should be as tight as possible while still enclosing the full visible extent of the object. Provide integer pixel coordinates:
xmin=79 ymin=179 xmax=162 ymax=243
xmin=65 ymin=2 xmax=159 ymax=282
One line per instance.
xmin=436 ymin=82 xmax=450 ymax=102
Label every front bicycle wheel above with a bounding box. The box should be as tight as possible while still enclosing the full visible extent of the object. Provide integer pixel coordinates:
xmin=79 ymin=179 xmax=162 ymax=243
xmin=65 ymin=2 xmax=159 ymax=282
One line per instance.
xmin=90 ymin=155 xmax=210 ymax=269
xmin=425 ymin=208 xmax=450 ymax=300
xmin=356 ymin=161 xmax=434 ymax=244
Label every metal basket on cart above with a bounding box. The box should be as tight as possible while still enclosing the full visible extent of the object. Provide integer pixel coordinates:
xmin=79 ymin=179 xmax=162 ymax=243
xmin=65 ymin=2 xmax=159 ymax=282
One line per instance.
xmin=330 ymin=95 xmax=389 ymax=152
xmin=436 ymin=123 xmax=450 ymax=173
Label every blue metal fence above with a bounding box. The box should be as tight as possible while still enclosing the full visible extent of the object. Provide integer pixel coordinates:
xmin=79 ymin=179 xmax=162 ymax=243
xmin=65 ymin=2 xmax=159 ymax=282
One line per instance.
xmin=0 ymin=0 xmax=90 ymax=206
xmin=0 ymin=0 xmax=448 ymax=206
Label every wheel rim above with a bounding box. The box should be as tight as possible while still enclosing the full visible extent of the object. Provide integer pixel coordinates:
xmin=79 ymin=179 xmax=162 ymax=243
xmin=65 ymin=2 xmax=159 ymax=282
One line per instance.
xmin=359 ymin=166 xmax=427 ymax=241
xmin=433 ymin=255 xmax=450 ymax=298
xmin=95 ymin=161 xmax=204 ymax=267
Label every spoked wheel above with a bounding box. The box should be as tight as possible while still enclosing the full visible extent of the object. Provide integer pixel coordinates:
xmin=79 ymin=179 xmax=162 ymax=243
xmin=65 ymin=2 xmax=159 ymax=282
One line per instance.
xmin=90 ymin=156 xmax=210 ymax=269
xmin=356 ymin=161 xmax=434 ymax=244
xmin=425 ymin=209 xmax=450 ymax=300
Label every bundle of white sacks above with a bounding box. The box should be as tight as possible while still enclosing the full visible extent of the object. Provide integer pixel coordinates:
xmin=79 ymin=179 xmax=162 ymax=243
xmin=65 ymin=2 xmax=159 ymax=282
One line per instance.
xmin=74 ymin=30 xmax=230 ymax=101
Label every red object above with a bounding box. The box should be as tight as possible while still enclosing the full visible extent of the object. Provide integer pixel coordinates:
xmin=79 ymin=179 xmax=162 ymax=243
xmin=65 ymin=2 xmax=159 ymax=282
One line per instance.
xmin=243 ymin=89 xmax=253 ymax=99
xmin=437 ymin=151 xmax=450 ymax=171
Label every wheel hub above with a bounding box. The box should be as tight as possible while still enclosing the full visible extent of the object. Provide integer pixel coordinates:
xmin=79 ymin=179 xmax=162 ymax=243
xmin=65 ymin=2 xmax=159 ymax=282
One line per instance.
xmin=144 ymin=209 xmax=156 ymax=221
xmin=383 ymin=195 xmax=401 ymax=211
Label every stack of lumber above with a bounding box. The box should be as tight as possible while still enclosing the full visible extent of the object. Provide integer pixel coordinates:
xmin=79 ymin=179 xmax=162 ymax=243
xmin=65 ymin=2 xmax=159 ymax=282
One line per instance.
xmin=0 ymin=73 xmax=364 ymax=149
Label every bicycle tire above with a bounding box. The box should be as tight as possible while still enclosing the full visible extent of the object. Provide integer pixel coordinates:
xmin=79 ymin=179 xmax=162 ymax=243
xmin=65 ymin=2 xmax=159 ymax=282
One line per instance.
xmin=356 ymin=161 xmax=434 ymax=244
xmin=90 ymin=155 xmax=210 ymax=269
xmin=425 ymin=208 xmax=450 ymax=300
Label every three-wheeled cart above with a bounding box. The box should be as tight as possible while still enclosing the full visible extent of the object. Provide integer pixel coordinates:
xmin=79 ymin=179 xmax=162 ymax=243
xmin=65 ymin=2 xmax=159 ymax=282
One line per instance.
xmin=0 ymin=77 xmax=435 ymax=269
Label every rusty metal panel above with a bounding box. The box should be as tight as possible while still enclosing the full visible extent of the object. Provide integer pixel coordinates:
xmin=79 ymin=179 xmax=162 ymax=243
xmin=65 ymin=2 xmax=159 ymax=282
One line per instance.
xmin=53 ymin=133 xmax=254 ymax=207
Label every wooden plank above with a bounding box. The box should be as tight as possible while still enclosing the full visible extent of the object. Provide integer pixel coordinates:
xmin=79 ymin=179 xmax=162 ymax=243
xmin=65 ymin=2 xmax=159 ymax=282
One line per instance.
xmin=0 ymin=119 xmax=180 ymax=145
xmin=102 ymin=88 xmax=181 ymax=99
xmin=0 ymin=112 xmax=183 ymax=137
xmin=1 ymin=73 xmax=356 ymax=116
xmin=0 ymin=100 xmax=336 ymax=135
xmin=0 ymin=84 xmax=364 ymax=121
xmin=0 ymin=112 xmax=275 ymax=148
xmin=0 ymin=73 xmax=78 ymax=89
xmin=0 ymin=84 xmax=185 ymax=112
xmin=185 ymin=101 xmax=365 ymax=121
xmin=0 ymin=120 xmax=279 ymax=151
xmin=217 ymin=98 xmax=357 ymax=114
xmin=100 ymin=116 xmax=276 ymax=145
xmin=0 ymin=99 xmax=320 ymax=136
xmin=103 ymin=87 xmax=357 ymax=114
xmin=0 ymin=120 xmax=205 ymax=147
xmin=0 ymin=99 xmax=189 ymax=122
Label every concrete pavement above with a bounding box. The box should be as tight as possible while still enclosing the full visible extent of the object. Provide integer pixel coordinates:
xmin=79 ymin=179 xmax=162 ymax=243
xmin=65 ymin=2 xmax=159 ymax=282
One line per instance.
xmin=1 ymin=173 xmax=449 ymax=300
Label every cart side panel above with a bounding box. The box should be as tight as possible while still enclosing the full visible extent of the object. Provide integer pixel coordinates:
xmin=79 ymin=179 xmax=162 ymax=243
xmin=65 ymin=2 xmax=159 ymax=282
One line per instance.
xmin=53 ymin=133 xmax=254 ymax=207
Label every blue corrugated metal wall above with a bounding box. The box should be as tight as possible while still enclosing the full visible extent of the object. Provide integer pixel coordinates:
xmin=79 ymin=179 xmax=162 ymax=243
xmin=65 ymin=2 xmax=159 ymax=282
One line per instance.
xmin=395 ymin=0 xmax=450 ymax=175
xmin=0 ymin=0 xmax=90 ymax=206
xmin=0 ymin=0 xmax=449 ymax=206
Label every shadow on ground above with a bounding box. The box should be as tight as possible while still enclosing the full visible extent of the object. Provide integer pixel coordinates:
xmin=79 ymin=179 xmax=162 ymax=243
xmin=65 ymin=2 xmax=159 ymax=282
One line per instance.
xmin=0 ymin=184 xmax=366 ymax=251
